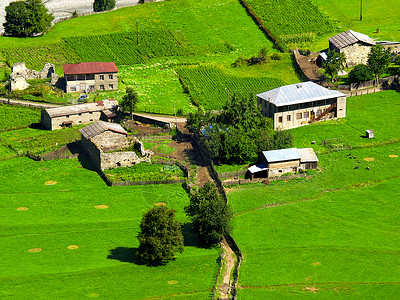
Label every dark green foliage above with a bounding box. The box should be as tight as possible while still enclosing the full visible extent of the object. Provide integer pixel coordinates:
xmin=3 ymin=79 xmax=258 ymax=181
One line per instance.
xmin=348 ymin=64 xmax=374 ymax=83
xmin=233 ymin=48 xmax=269 ymax=67
xmin=93 ymin=0 xmax=116 ymax=12
xmin=185 ymin=182 xmax=232 ymax=246
xmin=3 ymin=0 xmax=53 ymax=37
xmin=120 ymin=87 xmax=139 ymax=120
xmin=367 ymin=44 xmax=392 ymax=80
xmin=323 ymin=49 xmax=346 ymax=82
xmin=395 ymin=55 xmax=400 ymax=66
xmin=137 ymin=206 xmax=184 ymax=265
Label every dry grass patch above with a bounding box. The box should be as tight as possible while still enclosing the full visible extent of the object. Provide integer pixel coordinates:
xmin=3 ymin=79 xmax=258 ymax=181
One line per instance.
xmin=67 ymin=245 xmax=79 ymax=250
xmin=45 ymin=181 xmax=58 ymax=185
xmin=16 ymin=207 xmax=28 ymax=211
xmin=28 ymin=248 xmax=42 ymax=253
xmin=155 ymin=202 xmax=167 ymax=206
xmin=389 ymin=155 xmax=398 ymax=158
xmin=304 ymin=286 xmax=319 ymax=293
xmin=95 ymin=205 xmax=109 ymax=209
xmin=363 ymin=157 xmax=375 ymax=161
xmin=168 ymin=280 xmax=179 ymax=285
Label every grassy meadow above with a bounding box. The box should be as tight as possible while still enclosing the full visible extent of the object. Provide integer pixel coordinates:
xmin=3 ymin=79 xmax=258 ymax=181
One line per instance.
xmin=0 ymin=156 xmax=219 ymax=298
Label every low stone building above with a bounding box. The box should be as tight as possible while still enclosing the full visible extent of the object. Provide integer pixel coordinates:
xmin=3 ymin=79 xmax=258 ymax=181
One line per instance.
xmin=257 ymin=81 xmax=346 ymax=130
xmin=80 ymin=121 xmax=152 ymax=170
xmin=329 ymin=30 xmax=376 ymax=67
xmin=41 ymin=99 xmax=118 ymax=130
xmin=63 ymin=62 xmax=118 ymax=93
xmin=248 ymin=147 xmax=318 ymax=178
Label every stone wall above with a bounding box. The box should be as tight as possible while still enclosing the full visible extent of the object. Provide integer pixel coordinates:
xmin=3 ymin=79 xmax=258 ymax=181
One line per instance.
xmin=92 ymin=131 xmax=128 ymax=152
xmin=340 ymin=42 xmax=371 ymax=67
xmin=51 ymin=111 xmax=102 ymax=130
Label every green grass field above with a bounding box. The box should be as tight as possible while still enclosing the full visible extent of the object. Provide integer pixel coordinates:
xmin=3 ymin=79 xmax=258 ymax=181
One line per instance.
xmin=0 ymin=156 xmax=219 ymax=298
xmin=0 ymin=104 xmax=40 ymax=131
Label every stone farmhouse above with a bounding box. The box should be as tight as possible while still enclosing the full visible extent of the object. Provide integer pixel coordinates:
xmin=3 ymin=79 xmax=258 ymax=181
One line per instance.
xmin=41 ymin=99 xmax=118 ymax=130
xmin=257 ymin=81 xmax=346 ymax=130
xmin=329 ymin=30 xmax=376 ymax=67
xmin=80 ymin=121 xmax=152 ymax=171
xmin=63 ymin=62 xmax=118 ymax=93
xmin=248 ymin=147 xmax=318 ymax=178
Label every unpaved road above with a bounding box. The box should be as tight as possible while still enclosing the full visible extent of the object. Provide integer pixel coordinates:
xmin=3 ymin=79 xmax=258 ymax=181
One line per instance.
xmin=0 ymin=0 xmax=140 ymax=32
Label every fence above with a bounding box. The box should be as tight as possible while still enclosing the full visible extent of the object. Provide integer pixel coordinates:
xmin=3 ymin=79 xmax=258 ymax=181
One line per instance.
xmin=26 ymin=151 xmax=79 ymax=161
xmin=222 ymin=173 xmax=307 ymax=186
xmin=217 ymin=170 xmax=247 ymax=180
xmin=338 ymin=75 xmax=399 ymax=93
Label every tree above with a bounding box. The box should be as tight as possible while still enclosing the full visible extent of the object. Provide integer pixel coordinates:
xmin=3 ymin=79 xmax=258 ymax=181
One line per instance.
xmin=120 ymin=87 xmax=139 ymax=120
xmin=3 ymin=0 xmax=53 ymax=37
xmin=367 ymin=44 xmax=392 ymax=80
xmin=348 ymin=64 xmax=374 ymax=83
xmin=137 ymin=206 xmax=184 ymax=265
xmin=323 ymin=49 xmax=347 ymax=82
xmin=395 ymin=54 xmax=400 ymax=66
xmin=93 ymin=0 xmax=116 ymax=12
xmin=185 ymin=182 xmax=232 ymax=246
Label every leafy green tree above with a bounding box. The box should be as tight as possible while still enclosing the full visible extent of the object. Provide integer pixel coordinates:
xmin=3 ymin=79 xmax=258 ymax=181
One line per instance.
xmin=137 ymin=206 xmax=184 ymax=265
xmin=348 ymin=64 xmax=374 ymax=83
xmin=93 ymin=0 xmax=116 ymax=12
xmin=120 ymin=87 xmax=139 ymax=120
xmin=323 ymin=49 xmax=347 ymax=82
xmin=395 ymin=55 xmax=400 ymax=66
xmin=185 ymin=182 xmax=232 ymax=246
xmin=367 ymin=44 xmax=392 ymax=80
xmin=3 ymin=0 xmax=53 ymax=37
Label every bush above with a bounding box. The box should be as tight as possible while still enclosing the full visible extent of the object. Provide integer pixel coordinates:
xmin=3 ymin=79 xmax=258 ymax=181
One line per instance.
xmin=348 ymin=64 xmax=374 ymax=83
xmin=270 ymin=53 xmax=282 ymax=61
xmin=93 ymin=0 xmax=116 ymax=12
xmin=137 ymin=206 xmax=184 ymax=265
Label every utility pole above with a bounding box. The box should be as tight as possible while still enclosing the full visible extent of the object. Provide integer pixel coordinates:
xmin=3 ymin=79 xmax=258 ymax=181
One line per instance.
xmin=8 ymin=74 xmax=11 ymax=105
xmin=360 ymin=0 xmax=363 ymax=21
xmin=136 ymin=20 xmax=139 ymax=45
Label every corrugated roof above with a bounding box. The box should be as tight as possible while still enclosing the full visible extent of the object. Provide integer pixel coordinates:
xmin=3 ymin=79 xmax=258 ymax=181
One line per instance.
xmin=257 ymin=81 xmax=345 ymax=107
xmin=63 ymin=62 xmax=118 ymax=75
xmin=262 ymin=148 xmax=301 ymax=163
xmin=45 ymin=99 xmax=119 ymax=118
xmin=297 ymin=148 xmax=318 ymax=163
xmin=79 ymin=121 xmax=128 ymax=139
xmin=248 ymin=164 xmax=268 ymax=174
xmin=330 ymin=30 xmax=375 ymax=49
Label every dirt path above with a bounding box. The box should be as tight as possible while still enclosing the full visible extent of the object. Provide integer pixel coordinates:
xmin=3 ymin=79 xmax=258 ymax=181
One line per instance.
xmin=218 ymin=238 xmax=237 ymax=299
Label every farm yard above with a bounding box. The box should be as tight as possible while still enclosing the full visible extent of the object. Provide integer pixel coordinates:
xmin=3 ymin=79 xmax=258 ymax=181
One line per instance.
xmin=0 ymin=0 xmax=400 ymax=298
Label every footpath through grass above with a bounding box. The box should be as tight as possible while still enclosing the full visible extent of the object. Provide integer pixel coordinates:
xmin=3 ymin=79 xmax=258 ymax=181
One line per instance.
xmin=0 ymin=156 xmax=219 ymax=298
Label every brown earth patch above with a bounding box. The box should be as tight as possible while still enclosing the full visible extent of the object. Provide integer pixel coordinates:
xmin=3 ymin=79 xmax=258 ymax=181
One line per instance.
xmin=155 ymin=202 xmax=167 ymax=206
xmin=95 ymin=205 xmax=109 ymax=209
xmin=67 ymin=245 xmax=79 ymax=250
xmin=45 ymin=181 xmax=58 ymax=185
xmin=168 ymin=280 xmax=179 ymax=285
xmin=312 ymin=261 xmax=321 ymax=266
xmin=28 ymin=248 xmax=42 ymax=253
xmin=363 ymin=157 xmax=375 ymax=161
xmin=17 ymin=207 xmax=28 ymax=211
xmin=389 ymin=155 xmax=398 ymax=158
xmin=304 ymin=287 xmax=319 ymax=293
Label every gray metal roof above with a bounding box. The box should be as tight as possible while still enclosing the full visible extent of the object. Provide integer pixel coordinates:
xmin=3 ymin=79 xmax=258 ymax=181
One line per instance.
xmin=79 ymin=121 xmax=128 ymax=139
xmin=262 ymin=148 xmax=301 ymax=163
xmin=45 ymin=99 xmax=118 ymax=118
xmin=257 ymin=81 xmax=345 ymax=107
xmin=330 ymin=30 xmax=375 ymax=49
xmin=297 ymin=148 xmax=318 ymax=163
xmin=248 ymin=164 xmax=268 ymax=174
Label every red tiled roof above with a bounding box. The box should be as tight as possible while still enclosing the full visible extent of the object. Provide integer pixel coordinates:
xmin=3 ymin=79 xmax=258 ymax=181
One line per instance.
xmin=63 ymin=62 xmax=118 ymax=75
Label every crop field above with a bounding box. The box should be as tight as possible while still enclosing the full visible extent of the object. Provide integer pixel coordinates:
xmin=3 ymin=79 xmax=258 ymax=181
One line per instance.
xmin=0 ymin=104 xmax=40 ymax=131
xmin=243 ymin=0 xmax=334 ymax=49
xmin=0 ymin=156 xmax=218 ymax=298
xmin=176 ymin=66 xmax=284 ymax=110
xmin=64 ymin=28 xmax=195 ymax=66
xmin=291 ymin=91 xmax=400 ymax=153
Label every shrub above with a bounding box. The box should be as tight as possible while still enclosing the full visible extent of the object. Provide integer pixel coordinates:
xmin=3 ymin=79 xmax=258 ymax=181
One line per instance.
xmin=348 ymin=64 xmax=374 ymax=83
xmin=93 ymin=0 xmax=116 ymax=12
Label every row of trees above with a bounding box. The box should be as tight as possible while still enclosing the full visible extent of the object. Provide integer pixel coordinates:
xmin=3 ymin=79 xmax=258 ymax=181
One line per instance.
xmin=137 ymin=182 xmax=232 ymax=265
xmin=324 ymin=44 xmax=394 ymax=83
xmin=3 ymin=0 xmax=115 ymax=37
xmin=187 ymin=95 xmax=293 ymax=164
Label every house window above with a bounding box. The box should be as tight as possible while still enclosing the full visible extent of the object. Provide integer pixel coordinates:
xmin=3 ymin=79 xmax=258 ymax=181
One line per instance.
xmin=100 ymin=85 xmax=105 ymax=90
xmin=79 ymin=121 xmax=82 ymax=123
xmin=317 ymin=109 xmax=322 ymax=116
xmin=287 ymin=115 xmax=291 ymax=121
xmin=66 ymin=115 xmax=70 ymax=118
xmin=278 ymin=116 xmax=282 ymax=123
xmin=296 ymin=113 xmax=302 ymax=119
xmin=99 ymin=75 xmax=104 ymax=80
xmin=89 ymin=112 xmax=93 ymax=114
xmin=109 ymin=84 xmax=113 ymax=89
xmin=304 ymin=112 xmax=309 ymax=118
xmin=90 ymin=119 xmax=93 ymax=122
xmin=70 ymin=86 xmax=76 ymax=92
xmin=109 ymin=74 xmax=113 ymax=80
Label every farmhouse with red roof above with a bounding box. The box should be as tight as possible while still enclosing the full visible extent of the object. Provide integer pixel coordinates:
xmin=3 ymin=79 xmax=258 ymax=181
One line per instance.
xmin=63 ymin=62 xmax=118 ymax=93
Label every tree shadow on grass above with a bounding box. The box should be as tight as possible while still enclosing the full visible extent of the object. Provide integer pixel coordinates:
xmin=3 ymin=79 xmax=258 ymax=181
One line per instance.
xmin=107 ymin=247 xmax=144 ymax=265
xmin=181 ymin=222 xmax=209 ymax=249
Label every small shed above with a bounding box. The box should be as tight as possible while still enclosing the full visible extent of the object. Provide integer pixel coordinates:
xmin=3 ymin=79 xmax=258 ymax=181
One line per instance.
xmin=366 ymin=129 xmax=374 ymax=139
xmin=297 ymin=148 xmax=319 ymax=170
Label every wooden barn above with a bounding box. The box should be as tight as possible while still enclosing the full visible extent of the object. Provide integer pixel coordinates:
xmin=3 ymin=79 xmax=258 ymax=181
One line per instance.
xmin=248 ymin=148 xmax=318 ymax=178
